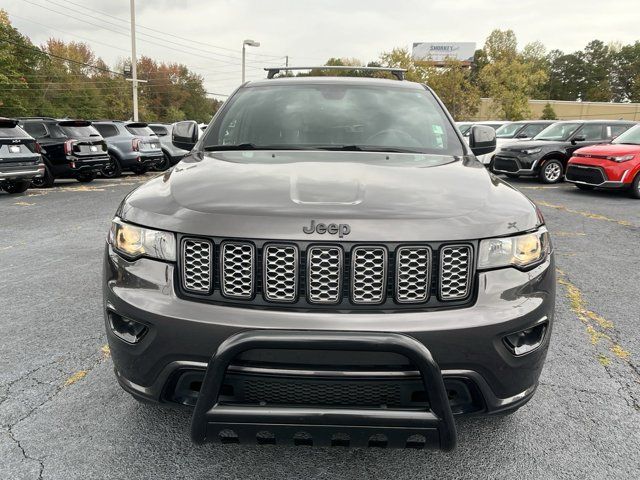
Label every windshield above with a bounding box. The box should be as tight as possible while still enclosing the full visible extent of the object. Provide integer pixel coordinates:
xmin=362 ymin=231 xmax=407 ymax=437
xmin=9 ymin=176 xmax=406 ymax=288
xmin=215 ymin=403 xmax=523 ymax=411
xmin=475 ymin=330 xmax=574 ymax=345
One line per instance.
xmin=59 ymin=125 xmax=101 ymax=138
xmin=612 ymin=124 xmax=640 ymax=145
xmin=126 ymin=125 xmax=155 ymax=136
xmin=534 ymin=123 xmax=581 ymax=141
xmin=204 ymin=84 xmax=464 ymax=158
xmin=495 ymin=123 xmax=523 ymax=138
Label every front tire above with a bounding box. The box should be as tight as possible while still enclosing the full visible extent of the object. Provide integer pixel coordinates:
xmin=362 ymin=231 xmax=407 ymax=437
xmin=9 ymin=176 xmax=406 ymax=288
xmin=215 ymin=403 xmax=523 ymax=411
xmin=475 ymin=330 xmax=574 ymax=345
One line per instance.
xmin=539 ymin=159 xmax=563 ymax=184
xmin=1 ymin=180 xmax=31 ymax=194
xmin=31 ymin=164 xmax=55 ymax=188
xmin=151 ymin=152 xmax=171 ymax=171
xmin=630 ymin=173 xmax=640 ymax=199
xmin=101 ymin=155 xmax=122 ymax=179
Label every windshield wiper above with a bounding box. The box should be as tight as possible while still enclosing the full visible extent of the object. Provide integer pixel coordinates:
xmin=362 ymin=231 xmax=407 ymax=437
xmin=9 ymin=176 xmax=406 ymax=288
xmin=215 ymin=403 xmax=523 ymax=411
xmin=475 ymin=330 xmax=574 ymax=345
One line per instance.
xmin=315 ymin=145 xmax=424 ymax=153
xmin=204 ymin=143 xmax=317 ymax=151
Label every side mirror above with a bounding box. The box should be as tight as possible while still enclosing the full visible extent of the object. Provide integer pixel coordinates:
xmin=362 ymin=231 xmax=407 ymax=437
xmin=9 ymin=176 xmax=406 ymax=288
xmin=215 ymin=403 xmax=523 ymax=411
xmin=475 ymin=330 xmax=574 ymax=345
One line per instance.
xmin=571 ymin=134 xmax=586 ymax=144
xmin=172 ymin=121 xmax=199 ymax=151
xmin=469 ymin=125 xmax=497 ymax=157
xmin=516 ymin=132 xmax=529 ymax=139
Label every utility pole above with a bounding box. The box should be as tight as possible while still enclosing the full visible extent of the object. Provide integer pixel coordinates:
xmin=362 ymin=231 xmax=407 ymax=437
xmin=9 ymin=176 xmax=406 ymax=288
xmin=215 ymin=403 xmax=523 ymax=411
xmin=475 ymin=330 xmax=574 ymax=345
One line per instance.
xmin=285 ymin=55 xmax=289 ymax=68
xmin=130 ymin=0 xmax=138 ymax=121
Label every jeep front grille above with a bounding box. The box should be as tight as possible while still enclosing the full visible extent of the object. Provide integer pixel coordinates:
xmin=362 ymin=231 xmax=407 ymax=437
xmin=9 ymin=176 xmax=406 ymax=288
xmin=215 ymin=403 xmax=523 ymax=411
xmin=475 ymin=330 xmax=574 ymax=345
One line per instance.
xmin=181 ymin=238 xmax=213 ymax=294
xmin=351 ymin=247 xmax=387 ymax=304
xmin=396 ymin=246 xmax=431 ymax=303
xmin=263 ymin=244 xmax=298 ymax=302
xmin=179 ymin=238 xmax=475 ymax=309
xmin=439 ymin=245 xmax=472 ymax=300
xmin=221 ymin=242 xmax=255 ymax=299
xmin=307 ymin=246 xmax=343 ymax=304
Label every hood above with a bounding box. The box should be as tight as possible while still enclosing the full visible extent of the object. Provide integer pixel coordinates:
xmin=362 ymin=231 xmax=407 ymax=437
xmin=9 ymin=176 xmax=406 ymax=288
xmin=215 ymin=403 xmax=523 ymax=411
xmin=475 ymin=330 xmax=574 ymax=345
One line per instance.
xmin=501 ymin=139 xmax=565 ymax=151
xmin=574 ymin=143 xmax=640 ymax=157
xmin=120 ymin=151 xmax=540 ymax=241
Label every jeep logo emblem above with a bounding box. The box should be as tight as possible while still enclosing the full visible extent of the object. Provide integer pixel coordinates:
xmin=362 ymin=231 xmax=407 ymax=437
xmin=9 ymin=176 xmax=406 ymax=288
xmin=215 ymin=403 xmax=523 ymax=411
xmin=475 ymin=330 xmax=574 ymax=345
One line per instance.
xmin=303 ymin=220 xmax=350 ymax=238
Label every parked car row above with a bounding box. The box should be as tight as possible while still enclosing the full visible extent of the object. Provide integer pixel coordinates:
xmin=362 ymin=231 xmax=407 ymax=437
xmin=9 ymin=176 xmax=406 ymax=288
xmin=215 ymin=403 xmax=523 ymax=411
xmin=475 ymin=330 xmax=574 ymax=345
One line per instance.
xmin=457 ymin=119 xmax=640 ymax=197
xmin=0 ymin=117 xmax=191 ymax=194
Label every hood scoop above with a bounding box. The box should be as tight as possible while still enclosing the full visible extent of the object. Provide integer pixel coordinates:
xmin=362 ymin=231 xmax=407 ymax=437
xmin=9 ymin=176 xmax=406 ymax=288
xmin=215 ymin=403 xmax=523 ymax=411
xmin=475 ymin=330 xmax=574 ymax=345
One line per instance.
xmin=290 ymin=173 xmax=365 ymax=205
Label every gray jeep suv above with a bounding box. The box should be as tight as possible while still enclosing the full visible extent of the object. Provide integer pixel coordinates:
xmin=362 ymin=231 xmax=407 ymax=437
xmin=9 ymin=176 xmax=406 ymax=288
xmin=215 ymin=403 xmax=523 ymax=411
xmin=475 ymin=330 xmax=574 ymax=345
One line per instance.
xmin=92 ymin=121 xmax=163 ymax=177
xmin=103 ymin=68 xmax=555 ymax=451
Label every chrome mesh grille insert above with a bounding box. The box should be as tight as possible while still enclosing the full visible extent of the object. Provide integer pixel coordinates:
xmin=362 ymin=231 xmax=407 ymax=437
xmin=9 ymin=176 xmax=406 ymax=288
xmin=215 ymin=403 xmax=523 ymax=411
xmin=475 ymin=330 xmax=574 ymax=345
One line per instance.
xmin=307 ymin=246 xmax=343 ymax=304
xmin=396 ymin=246 xmax=431 ymax=303
xmin=263 ymin=244 xmax=298 ymax=302
xmin=221 ymin=242 xmax=255 ymax=299
xmin=351 ymin=247 xmax=387 ymax=304
xmin=182 ymin=238 xmax=212 ymax=294
xmin=439 ymin=245 xmax=472 ymax=300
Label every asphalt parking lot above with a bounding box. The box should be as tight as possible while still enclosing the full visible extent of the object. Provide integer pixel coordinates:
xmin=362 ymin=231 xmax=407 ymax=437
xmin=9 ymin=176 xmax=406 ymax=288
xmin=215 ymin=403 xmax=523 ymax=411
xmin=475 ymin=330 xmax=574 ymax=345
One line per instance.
xmin=1 ymin=173 xmax=639 ymax=479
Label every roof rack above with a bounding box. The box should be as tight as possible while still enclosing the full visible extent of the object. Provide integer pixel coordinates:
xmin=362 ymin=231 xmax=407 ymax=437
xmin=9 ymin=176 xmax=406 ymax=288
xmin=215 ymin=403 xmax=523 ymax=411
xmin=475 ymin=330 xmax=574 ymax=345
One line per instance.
xmin=264 ymin=66 xmax=407 ymax=81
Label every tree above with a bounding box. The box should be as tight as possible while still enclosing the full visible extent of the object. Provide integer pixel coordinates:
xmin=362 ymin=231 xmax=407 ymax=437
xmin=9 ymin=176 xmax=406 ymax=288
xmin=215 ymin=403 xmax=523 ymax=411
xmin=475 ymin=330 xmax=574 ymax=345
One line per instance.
xmin=0 ymin=9 xmax=44 ymax=116
xmin=427 ymin=59 xmax=480 ymax=120
xmin=541 ymin=103 xmax=557 ymax=120
xmin=478 ymin=30 xmax=548 ymax=120
xmin=612 ymin=41 xmax=640 ymax=102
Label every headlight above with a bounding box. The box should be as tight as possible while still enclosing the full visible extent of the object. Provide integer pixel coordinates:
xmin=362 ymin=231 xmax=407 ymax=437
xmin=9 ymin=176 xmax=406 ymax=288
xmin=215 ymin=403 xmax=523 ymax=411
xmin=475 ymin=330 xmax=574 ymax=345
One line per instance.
xmin=478 ymin=227 xmax=550 ymax=270
xmin=607 ymin=154 xmax=635 ymax=162
xmin=108 ymin=218 xmax=176 ymax=261
xmin=522 ymin=148 xmax=541 ymax=155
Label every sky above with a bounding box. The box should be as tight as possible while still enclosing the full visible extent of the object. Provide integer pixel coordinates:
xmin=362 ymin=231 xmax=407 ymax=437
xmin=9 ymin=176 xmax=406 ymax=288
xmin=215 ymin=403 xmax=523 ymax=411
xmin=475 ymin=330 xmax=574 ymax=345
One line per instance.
xmin=3 ymin=0 xmax=639 ymax=98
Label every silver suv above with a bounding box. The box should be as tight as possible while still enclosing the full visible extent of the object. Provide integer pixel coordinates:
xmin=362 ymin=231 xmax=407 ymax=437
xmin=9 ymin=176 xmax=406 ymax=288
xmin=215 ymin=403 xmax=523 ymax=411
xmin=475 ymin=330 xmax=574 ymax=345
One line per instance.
xmin=103 ymin=67 xmax=555 ymax=450
xmin=92 ymin=121 xmax=163 ymax=177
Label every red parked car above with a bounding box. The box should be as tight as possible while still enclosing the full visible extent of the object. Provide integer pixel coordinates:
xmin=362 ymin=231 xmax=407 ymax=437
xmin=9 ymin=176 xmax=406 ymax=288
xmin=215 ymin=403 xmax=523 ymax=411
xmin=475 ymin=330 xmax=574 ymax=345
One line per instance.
xmin=566 ymin=124 xmax=640 ymax=198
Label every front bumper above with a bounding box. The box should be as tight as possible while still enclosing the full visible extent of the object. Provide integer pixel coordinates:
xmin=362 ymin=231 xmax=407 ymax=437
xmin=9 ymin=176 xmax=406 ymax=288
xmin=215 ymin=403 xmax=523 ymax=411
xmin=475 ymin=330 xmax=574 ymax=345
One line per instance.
xmin=565 ymin=162 xmax=633 ymax=189
xmin=492 ymin=153 xmax=541 ymax=176
xmin=103 ymin=244 xmax=555 ymax=446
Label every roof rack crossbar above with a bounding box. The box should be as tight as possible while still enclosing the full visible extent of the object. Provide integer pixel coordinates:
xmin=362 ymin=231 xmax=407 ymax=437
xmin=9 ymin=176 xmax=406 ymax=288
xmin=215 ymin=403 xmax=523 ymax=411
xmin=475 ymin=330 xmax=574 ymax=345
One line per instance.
xmin=265 ymin=66 xmax=407 ymax=81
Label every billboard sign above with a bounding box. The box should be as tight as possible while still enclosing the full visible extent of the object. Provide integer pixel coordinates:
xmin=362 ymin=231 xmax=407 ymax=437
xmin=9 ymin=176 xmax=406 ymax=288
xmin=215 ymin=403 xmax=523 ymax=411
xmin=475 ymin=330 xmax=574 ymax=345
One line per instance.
xmin=412 ymin=42 xmax=476 ymax=64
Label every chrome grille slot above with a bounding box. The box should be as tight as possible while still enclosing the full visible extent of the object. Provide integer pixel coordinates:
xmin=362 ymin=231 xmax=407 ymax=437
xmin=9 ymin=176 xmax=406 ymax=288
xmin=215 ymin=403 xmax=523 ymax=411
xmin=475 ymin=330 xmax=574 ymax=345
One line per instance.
xmin=439 ymin=245 xmax=472 ymax=300
xmin=221 ymin=242 xmax=255 ymax=299
xmin=181 ymin=238 xmax=213 ymax=294
xmin=307 ymin=246 xmax=343 ymax=304
xmin=396 ymin=246 xmax=431 ymax=303
xmin=263 ymin=244 xmax=298 ymax=302
xmin=351 ymin=246 xmax=387 ymax=304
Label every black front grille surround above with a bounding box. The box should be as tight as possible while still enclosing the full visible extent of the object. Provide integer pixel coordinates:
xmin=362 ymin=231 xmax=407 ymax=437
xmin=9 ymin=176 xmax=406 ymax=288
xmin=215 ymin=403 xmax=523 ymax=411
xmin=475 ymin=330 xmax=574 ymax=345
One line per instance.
xmin=493 ymin=155 xmax=520 ymax=173
xmin=178 ymin=236 xmax=477 ymax=311
xmin=565 ymin=165 xmax=606 ymax=185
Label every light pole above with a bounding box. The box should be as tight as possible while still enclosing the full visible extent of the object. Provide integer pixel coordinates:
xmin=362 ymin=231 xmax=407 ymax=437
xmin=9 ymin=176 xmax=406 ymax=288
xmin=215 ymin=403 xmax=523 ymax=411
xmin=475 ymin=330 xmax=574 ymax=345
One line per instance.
xmin=242 ymin=39 xmax=260 ymax=83
xmin=130 ymin=0 xmax=138 ymax=121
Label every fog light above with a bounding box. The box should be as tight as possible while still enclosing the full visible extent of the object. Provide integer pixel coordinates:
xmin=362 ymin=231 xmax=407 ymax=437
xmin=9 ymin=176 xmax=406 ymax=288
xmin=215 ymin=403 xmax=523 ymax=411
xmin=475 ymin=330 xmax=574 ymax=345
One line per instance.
xmin=503 ymin=322 xmax=547 ymax=356
xmin=108 ymin=311 xmax=148 ymax=344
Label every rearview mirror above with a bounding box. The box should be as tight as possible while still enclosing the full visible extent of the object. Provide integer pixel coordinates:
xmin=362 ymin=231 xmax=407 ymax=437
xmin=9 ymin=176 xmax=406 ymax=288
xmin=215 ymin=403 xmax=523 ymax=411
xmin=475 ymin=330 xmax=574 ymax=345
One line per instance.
xmin=172 ymin=121 xmax=199 ymax=151
xmin=469 ymin=125 xmax=497 ymax=157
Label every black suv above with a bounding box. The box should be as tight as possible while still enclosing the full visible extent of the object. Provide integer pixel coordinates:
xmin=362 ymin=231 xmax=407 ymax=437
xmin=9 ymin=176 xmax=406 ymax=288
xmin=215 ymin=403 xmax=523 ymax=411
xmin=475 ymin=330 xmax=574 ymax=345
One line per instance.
xmin=103 ymin=67 xmax=555 ymax=450
xmin=492 ymin=120 xmax=636 ymax=183
xmin=0 ymin=118 xmax=44 ymax=194
xmin=18 ymin=118 xmax=109 ymax=187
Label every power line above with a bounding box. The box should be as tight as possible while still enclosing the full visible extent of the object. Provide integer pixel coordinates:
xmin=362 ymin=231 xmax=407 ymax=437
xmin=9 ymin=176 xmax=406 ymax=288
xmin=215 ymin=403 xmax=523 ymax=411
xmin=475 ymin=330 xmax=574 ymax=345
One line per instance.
xmin=25 ymin=0 xmax=271 ymax=69
xmin=56 ymin=0 xmax=286 ymax=60
xmin=0 ymin=34 xmax=123 ymax=76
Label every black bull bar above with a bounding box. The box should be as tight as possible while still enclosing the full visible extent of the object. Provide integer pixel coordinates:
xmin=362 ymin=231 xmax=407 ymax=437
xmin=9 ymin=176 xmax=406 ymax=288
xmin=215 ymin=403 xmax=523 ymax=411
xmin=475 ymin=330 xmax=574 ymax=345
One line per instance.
xmin=191 ymin=330 xmax=457 ymax=450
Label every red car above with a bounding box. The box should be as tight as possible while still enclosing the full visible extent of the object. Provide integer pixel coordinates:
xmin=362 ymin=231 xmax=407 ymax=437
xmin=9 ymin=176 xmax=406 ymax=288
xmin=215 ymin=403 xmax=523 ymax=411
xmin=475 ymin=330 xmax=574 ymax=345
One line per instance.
xmin=566 ymin=124 xmax=640 ymax=198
